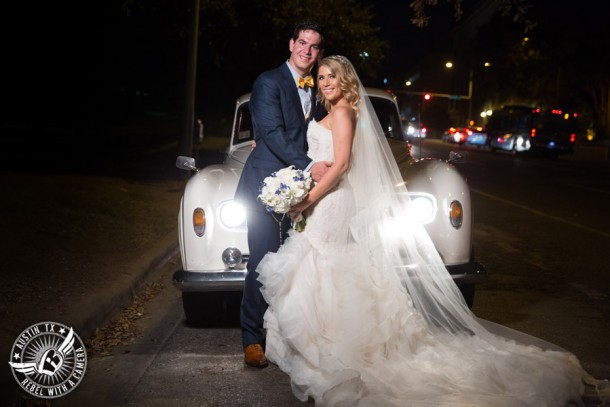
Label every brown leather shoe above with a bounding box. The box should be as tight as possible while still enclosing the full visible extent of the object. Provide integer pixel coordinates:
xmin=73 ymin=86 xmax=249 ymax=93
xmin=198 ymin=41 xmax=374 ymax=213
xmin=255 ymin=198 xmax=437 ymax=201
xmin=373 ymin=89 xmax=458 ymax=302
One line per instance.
xmin=244 ymin=344 xmax=268 ymax=367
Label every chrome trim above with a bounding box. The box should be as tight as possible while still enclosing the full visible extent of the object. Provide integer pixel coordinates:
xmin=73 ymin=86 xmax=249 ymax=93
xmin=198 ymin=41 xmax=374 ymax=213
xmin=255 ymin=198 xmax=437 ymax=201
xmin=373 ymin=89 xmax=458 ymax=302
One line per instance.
xmin=173 ymin=269 xmax=247 ymax=292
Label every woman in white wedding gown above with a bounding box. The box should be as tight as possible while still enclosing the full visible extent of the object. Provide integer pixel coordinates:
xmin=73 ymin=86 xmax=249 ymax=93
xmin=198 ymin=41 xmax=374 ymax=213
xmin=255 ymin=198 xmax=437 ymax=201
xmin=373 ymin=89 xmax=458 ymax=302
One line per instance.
xmin=256 ymin=55 xmax=606 ymax=406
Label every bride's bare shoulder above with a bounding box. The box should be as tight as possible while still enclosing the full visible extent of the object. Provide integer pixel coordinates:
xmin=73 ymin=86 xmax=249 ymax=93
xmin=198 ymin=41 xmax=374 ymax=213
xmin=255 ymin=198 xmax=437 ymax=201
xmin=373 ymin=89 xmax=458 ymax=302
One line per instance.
xmin=331 ymin=105 xmax=356 ymax=124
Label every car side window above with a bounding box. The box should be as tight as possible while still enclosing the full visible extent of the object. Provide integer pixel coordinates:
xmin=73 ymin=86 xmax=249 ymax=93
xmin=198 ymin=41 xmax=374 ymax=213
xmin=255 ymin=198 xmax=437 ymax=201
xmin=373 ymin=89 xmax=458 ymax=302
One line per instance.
xmin=370 ymin=98 xmax=404 ymax=141
xmin=234 ymin=103 xmax=253 ymax=144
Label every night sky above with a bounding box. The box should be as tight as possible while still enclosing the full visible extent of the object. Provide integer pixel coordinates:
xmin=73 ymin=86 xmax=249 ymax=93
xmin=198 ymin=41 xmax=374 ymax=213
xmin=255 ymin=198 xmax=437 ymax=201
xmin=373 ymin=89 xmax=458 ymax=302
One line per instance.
xmin=3 ymin=1 xmax=607 ymax=142
xmin=365 ymin=0 xmax=466 ymax=87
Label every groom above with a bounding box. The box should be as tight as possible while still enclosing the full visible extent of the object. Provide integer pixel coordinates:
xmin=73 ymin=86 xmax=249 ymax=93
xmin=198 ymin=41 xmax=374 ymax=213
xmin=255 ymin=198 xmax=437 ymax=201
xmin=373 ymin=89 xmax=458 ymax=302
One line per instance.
xmin=234 ymin=21 xmax=332 ymax=367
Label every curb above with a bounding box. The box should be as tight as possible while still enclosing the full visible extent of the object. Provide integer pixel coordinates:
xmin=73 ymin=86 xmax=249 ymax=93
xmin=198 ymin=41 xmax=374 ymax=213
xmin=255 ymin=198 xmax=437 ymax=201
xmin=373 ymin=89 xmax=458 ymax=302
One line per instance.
xmin=76 ymin=231 xmax=180 ymax=342
xmin=4 ymin=231 xmax=180 ymax=406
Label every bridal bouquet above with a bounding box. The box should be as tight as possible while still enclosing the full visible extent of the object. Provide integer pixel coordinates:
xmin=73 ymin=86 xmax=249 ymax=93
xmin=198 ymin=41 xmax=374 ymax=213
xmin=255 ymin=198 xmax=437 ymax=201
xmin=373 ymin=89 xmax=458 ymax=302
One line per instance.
xmin=258 ymin=165 xmax=312 ymax=232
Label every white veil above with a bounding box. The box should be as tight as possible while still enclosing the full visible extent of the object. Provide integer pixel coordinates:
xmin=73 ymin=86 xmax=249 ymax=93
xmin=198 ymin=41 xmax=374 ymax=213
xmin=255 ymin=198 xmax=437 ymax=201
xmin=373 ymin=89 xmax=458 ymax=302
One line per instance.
xmin=340 ymin=53 xmax=596 ymax=359
xmin=337 ymin=56 xmax=610 ymax=401
xmin=345 ymin=65 xmax=484 ymax=337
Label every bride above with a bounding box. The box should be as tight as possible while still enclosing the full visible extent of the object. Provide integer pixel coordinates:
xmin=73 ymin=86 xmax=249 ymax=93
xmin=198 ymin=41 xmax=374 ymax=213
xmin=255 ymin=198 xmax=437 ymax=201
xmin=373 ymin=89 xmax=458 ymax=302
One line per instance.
xmin=256 ymin=55 xmax=606 ymax=406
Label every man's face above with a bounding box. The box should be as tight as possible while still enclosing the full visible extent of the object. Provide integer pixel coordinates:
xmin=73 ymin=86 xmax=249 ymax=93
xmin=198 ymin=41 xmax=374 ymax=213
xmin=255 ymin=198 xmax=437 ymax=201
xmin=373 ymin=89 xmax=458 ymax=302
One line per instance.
xmin=288 ymin=29 xmax=322 ymax=76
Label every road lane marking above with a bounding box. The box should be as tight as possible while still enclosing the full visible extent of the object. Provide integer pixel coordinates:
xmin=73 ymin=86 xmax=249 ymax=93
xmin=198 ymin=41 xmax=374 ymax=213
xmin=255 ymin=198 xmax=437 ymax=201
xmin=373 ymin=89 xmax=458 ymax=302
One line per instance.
xmin=471 ymin=188 xmax=610 ymax=239
xmin=568 ymin=183 xmax=610 ymax=195
xmin=568 ymin=282 xmax=608 ymax=303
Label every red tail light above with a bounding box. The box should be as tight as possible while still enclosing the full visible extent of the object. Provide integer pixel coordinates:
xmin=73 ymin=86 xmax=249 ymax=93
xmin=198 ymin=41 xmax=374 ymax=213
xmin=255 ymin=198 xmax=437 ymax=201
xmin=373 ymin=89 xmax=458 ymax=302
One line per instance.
xmin=570 ymin=133 xmax=576 ymax=143
xmin=531 ymin=128 xmax=537 ymax=138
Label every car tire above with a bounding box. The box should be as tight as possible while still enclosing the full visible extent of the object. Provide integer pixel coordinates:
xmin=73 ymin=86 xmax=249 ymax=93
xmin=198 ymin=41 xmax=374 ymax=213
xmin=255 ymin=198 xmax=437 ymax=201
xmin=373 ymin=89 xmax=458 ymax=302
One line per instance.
xmin=182 ymin=291 xmax=242 ymax=326
xmin=458 ymin=284 xmax=475 ymax=309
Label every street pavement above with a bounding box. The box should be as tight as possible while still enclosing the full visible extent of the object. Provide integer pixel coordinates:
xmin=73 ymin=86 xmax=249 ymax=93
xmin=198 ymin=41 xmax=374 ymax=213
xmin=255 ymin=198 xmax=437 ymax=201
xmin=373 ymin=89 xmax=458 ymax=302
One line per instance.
xmin=2 ymin=138 xmax=608 ymax=405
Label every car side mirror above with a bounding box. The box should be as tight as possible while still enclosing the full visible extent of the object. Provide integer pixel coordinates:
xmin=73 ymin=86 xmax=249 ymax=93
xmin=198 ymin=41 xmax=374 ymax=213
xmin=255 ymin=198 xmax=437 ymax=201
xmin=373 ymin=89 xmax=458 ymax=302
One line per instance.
xmin=448 ymin=151 xmax=467 ymax=163
xmin=176 ymin=156 xmax=198 ymax=172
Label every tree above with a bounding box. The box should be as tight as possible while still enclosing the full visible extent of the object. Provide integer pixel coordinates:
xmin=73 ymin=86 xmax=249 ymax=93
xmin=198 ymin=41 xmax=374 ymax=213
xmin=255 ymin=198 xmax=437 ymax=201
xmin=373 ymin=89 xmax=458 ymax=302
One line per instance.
xmin=253 ymin=0 xmax=387 ymax=80
xmin=409 ymin=0 xmax=535 ymax=32
xmin=408 ymin=0 xmax=609 ymax=141
xmin=111 ymin=0 xmax=388 ymax=142
xmin=473 ymin=1 xmax=610 ymax=141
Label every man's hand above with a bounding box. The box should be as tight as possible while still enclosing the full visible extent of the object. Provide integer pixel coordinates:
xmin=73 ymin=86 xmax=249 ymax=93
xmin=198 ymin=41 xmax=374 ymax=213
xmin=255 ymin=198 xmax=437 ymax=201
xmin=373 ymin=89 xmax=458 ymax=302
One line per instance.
xmin=309 ymin=161 xmax=333 ymax=182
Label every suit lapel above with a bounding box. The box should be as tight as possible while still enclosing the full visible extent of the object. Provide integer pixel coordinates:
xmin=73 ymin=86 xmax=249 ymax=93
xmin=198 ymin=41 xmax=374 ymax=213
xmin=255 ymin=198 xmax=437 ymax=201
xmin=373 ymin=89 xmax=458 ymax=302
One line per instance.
xmin=307 ymin=88 xmax=319 ymax=123
xmin=279 ymin=64 xmax=305 ymax=123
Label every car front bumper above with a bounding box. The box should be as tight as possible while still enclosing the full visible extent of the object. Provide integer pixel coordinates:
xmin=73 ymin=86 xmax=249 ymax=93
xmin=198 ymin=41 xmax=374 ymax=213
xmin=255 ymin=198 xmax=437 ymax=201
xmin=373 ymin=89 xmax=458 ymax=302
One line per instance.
xmin=446 ymin=261 xmax=487 ymax=285
xmin=173 ymin=269 xmax=247 ymax=292
xmin=531 ymin=139 xmax=574 ymax=153
xmin=173 ymin=261 xmax=486 ymax=293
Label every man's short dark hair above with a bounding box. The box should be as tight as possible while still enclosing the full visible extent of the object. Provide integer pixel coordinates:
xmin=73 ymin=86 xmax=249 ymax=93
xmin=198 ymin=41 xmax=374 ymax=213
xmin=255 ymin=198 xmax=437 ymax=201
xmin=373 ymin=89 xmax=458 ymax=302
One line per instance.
xmin=292 ymin=20 xmax=325 ymax=49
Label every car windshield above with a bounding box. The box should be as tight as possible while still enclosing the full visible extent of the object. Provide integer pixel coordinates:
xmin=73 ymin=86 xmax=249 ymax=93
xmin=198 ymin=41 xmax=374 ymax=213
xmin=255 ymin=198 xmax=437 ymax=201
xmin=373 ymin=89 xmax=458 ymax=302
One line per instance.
xmin=232 ymin=95 xmax=405 ymax=147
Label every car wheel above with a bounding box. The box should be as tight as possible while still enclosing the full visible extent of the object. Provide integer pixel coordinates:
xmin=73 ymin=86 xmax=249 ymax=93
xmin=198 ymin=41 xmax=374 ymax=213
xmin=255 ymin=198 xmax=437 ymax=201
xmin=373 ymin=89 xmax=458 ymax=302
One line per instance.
xmin=458 ymin=284 xmax=475 ymax=309
xmin=182 ymin=291 xmax=242 ymax=326
xmin=506 ymin=140 xmax=517 ymax=155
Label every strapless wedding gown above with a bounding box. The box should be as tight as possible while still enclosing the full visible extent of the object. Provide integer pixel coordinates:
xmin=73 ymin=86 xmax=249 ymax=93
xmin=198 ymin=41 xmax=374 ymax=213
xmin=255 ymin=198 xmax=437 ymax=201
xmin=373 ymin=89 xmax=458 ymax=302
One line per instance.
xmin=257 ymin=120 xmax=596 ymax=406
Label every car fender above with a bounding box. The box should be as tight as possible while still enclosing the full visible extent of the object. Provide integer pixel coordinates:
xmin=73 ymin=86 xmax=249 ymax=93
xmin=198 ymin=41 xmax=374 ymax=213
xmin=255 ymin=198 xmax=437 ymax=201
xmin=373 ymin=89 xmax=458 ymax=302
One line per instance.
xmin=178 ymin=163 xmax=247 ymax=272
xmin=401 ymin=158 xmax=472 ymax=265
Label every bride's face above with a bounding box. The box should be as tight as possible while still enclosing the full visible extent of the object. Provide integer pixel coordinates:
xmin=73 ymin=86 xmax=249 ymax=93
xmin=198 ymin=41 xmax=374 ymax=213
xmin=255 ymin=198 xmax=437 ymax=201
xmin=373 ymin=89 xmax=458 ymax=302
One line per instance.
xmin=317 ymin=65 xmax=343 ymax=104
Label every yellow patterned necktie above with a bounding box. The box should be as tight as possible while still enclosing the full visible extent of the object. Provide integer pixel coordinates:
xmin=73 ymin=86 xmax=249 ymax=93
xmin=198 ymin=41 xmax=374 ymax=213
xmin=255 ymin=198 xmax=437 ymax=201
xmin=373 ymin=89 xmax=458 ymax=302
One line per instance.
xmin=297 ymin=75 xmax=314 ymax=88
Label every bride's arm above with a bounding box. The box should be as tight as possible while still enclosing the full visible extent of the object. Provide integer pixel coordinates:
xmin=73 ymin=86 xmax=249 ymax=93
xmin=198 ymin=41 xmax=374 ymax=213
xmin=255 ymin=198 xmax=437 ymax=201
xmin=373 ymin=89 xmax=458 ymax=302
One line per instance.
xmin=290 ymin=106 xmax=355 ymax=217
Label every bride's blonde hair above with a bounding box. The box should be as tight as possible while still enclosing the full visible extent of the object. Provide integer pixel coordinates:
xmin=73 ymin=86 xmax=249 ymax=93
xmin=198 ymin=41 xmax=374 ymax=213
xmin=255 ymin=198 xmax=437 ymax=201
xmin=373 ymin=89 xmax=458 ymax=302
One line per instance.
xmin=317 ymin=55 xmax=360 ymax=117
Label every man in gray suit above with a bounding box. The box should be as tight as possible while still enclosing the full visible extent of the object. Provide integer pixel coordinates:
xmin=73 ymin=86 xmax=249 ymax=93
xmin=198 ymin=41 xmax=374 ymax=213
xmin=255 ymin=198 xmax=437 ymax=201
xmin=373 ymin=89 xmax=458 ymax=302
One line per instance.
xmin=234 ymin=21 xmax=332 ymax=367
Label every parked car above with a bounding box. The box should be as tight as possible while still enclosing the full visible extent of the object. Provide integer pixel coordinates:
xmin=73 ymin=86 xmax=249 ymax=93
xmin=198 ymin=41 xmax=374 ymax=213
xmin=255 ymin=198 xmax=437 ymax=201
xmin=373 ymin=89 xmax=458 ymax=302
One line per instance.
xmin=529 ymin=110 xmax=577 ymax=154
xmin=463 ymin=126 xmax=488 ymax=147
xmin=173 ymin=89 xmax=486 ymax=323
xmin=487 ymin=105 xmax=576 ymax=155
xmin=443 ymin=126 xmax=486 ymax=145
xmin=442 ymin=127 xmax=465 ymax=144
xmin=487 ymin=105 xmax=533 ymax=153
xmin=403 ymin=118 xmax=427 ymax=140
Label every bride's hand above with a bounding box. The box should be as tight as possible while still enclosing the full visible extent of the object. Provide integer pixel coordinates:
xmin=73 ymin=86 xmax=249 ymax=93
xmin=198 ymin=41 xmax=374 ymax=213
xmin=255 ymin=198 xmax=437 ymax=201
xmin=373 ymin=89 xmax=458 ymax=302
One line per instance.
xmin=290 ymin=200 xmax=309 ymax=221
xmin=289 ymin=209 xmax=303 ymax=222
xmin=289 ymin=204 xmax=305 ymax=220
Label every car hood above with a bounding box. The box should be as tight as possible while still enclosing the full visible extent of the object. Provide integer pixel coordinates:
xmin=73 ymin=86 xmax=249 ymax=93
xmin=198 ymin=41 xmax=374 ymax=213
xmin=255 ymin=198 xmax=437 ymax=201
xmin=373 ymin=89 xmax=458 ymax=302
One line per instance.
xmin=227 ymin=143 xmax=252 ymax=167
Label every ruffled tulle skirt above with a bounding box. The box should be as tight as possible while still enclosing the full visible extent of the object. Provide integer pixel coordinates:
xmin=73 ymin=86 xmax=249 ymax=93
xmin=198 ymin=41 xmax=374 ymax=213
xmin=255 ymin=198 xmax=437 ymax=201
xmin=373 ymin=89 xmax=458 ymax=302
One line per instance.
xmin=258 ymin=228 xmax=599 ymax=406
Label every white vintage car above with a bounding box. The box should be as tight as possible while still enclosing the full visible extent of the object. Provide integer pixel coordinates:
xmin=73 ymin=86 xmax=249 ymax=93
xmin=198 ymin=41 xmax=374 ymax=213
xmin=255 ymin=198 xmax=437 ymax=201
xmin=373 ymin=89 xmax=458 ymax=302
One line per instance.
xmin=173 ymin=89 xmax=486 ymax=323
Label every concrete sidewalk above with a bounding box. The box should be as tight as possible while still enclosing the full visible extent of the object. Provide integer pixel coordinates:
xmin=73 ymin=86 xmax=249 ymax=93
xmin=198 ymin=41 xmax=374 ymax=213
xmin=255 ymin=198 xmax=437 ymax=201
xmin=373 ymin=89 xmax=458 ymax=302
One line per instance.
xmin=1 ymin=165 xmax=183 ymax=404
xmin=3 ymin=228 xmax=179 ymax=405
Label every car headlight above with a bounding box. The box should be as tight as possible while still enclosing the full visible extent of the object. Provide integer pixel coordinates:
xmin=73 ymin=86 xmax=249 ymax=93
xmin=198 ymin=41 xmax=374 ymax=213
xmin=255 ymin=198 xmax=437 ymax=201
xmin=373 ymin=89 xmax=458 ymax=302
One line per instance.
xmin=218 ymin=201 xmax=247 ymax=229
xmin=409 ymin=193 xmax=437 ymax=225
xmin=378 ymin=193 xmax=437 ymax=238
xmin=516 ymin=136 xmax=524 ymax=146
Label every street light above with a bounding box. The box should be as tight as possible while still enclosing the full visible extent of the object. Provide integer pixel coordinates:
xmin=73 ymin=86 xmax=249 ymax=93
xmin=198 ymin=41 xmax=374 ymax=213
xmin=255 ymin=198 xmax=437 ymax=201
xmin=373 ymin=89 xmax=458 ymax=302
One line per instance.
xmin=444 ymin=61 xmax=490 ymax=125
xmin=444 ymin=61 xmax=472 ymax=125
